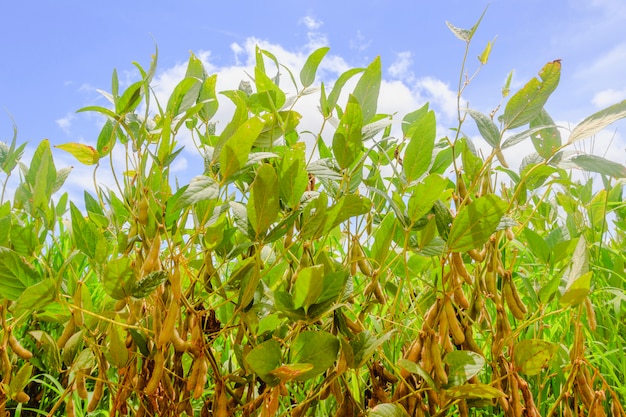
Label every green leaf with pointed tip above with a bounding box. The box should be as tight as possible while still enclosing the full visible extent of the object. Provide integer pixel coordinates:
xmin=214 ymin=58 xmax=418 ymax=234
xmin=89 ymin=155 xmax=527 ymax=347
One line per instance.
xmin=107 ymin=317 xmax=129 ymax=368
xmin=326 ymin=68 xmax=365 ymax=115
xmin=560 ymin=235 xmax=591 ymax=307
xmin=444 ymin=350 xmax=485 ymax=387
xmin=293 ymin=264 xmax=324 ymax=313
xmin=220 ymin=117 xmax=265 ymax=180
xmin=446 ymin=9 xmax=486 ymax=42
xmin=447 ymin=195 xmax=507 ymax=252
xmin=564 ymin=154 xmax=626 ymax=178
xmin=13 ymin=279 xmax=55 ymax=318
xmin=568 ymin=99 xmax=626 ymax=144
xmin=55 ymin=142 xmax=100 ymax=165
xmin=248 ymin=164 xmax=280 ymax=237
xmin=300 ymin=47 xmax=330 ymax=88
xmin=333 ymin=95 xmax=364 ymax=169
xmin=102 ymin=257 xmax=136 ymax=300
xmin=116 ymin=80 xmax=143 ymax=114
xmin=255 ymin=65 xmax=286 ymax=110
xmin=290 ymin=331 xmax=339 ymax=381
xmin=174 ymin=175 xmax=219 ymax=211
xmin=166 ymin=77 xmax=201 ymax=117
xmin=9 ymin=363 xmax=33 ymax=397
xmin=503 ymin=60 xmax=561 ymax=130
xmin=246 ymin=339 xmax=282 ymax=386
xmin=368 ymin=403 xmax=410 ymax=417
xmin=403 ymin=109 xmax=436 ymax=183
xmin=325 ymin=194 xmax=371 ymax=234
xmin=133 ymin=271 xmax=168 ymax=299
xmin=349 ymin=330 xmax=393 ymax=368
xmin=198 ymin=74 xmax=218 ymax=122
xmin=278 ymin=144 xmax=308 ymax=209
xmin=96 ymin=119 xmax=118 ymax=157
xmin=353 ymin=56 xmax=381 ymax=123
xmin=467 ymin=109 xmax=500 ymax=148
xmin=27 ymin=139 xmax=57 ymax=214
xmin=530 ymin=109 xmax=561 ymax=158
xmin=514 ymin=339 xmax=558 ymax=376
xmin=478 ymin=38 xmax=495 ymax=64
xmin=398 ymin=358 xmax=437 ymax=390
xmin=0 ymin=248 xmax=40 ymax=301
xmin=501 ymin=125 xmax=558 ymax=150
xmin=70 ymin=202 xmax=108 ymax=263
xmin=407 ymin=174 xmax=449 ymax=223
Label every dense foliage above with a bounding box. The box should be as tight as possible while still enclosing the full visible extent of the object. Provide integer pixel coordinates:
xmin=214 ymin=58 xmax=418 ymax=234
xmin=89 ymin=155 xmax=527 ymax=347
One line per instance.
xmin=0 ymin=15 xmax=625 ymax=417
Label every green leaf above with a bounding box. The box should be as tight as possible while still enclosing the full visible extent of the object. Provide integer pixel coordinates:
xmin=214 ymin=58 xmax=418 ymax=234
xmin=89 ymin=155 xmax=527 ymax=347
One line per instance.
xmin=27 ymin=139 xmax=57 ymax=214
xmin=9 ymin=363 xmax=33 ymax=397
xmin=403 ymin=109 xmax=436 ymax=183
xmin=568 ymin=99 xmax=626 ymax=144
xmin=70 ymin=202 xmax=108 ymax=263
xmin=333 ymin=95 xmax=364 ymax=169
xmin=56 ymin=142 xmax=100 ymax=165
xmin=102 ymin=257 xmax=136 ymax=300
xmin=371 ymin=213 xmax=397 ymax=269
xmin=300 ymin=47 xmax=330 ymax=88
xmin=133 ymin=271 xmax=168 ymax=299
xmin=198 ymin=74 xmax=219 ymax=123
xmin=530 ymin=109 xmax=561 ymax=158
xmin=12 ymin=279 xmax=56 ymax=318
xmin=116 ymin=80 xmax=143 ymax=114
xmin=444 ymin=350 xmax=485 ymax=387
xmin=174 ymin=175 xmax=219 ymax=211
xmin=324 ymin=194 xmax=371 ymax=234
xmin=523 ymin=228 xmax=551 ymax=264
xmin=248 ymin=164 xmax=280 ymax=237
xmin=514 ymin=339 xmax=558 ymax=376
xmin=502 ymin=60 xmax=561 ymax=130
xmin=349 ymin=330 xmax=393 ymax=368
xmin=368 ymin=403 xmax=410 ymax=417
xmin=255 ymin=65 xmax=286 ymax=110
xmin=560 ymin=235 xmax=589 ymax=307
xmin=106 ymin=318 xmax=129 ymax=368
xmin=407 ymin=174 xmax=449 ymax=223
xmin=290 ymin=331 xmax=339 ymax=381
xmin=166 ymin=77 xmax=201 ymax=117
xmin=246 ymin=339 xmax=282 ymax=386
xmin=563 ymin=154 xmax=626 ymax=178
xmin=278 ymin=144 xmax=308 ymax=209
xmin=292 ymin=265 xmax=324 ymax=313
xmin=220 ymin=117 xmax=265 ymax=180
xmin=467 ymin=109 xmax=500 ymax=148
xmin=478 ymin=38 xmax=495 ymax=64
xmin=447 ymin=195 xmax=508 ymax=252
xmin=0 ymin=248 xmax=40 ymax=300
xmin=326 ymin=68 xmax=365 ymax=115
xmin=398 ymin=358 xmax=437 ymax=390
xmin=501 ymin=125 xmax=557 ymax=150
xmin=353 ymin=56 xmax=381 ymax=123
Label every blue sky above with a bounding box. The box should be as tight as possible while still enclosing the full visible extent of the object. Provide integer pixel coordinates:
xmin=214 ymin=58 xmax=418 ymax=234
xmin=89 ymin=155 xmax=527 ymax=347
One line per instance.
xmin=1 ymin=0 xmax=625 ymax=196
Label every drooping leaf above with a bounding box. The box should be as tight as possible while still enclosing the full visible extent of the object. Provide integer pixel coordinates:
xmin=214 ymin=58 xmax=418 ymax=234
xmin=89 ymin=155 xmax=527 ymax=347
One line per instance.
xmin=0 ymin=248 xmax=40 ymax=301
xmin=12 ymin=279 xmax=56 ymax=318
xmin=561 ymin=154 xmax=626 ymax=178
xmin=502 ymin=60 xmax=561 ymax=130
xmin=467 ymin=109 xmax=500 ymax=148
xmin=102 ymin=257 xmax=136 ymax=300
xmin=501 ymin=125 xmax=558 ymax=150
xmin=514 ymin=339 xmax=558 ymax=376
xmin=290 ymin=331 xmax=339 ymax=381
xmin=173 ymin=175 xmax=219 ymax=211
xmin=292 ymin=265 xmax=324 ymax=313
xmin=560 ymin=235 xmax=590 ymax=307
xmin=403 ymin=108 xmax=436 ymax=183
xmin=445 ymin=384 xmax=506 ymax=400
xmin=568 ymin=99 xmax=626 ymax=144
xmin=106 ymin=318 xmax=129 ymax=368
xmin=278 ymin=144 xmax=308 ymax=209
xmin=398 ymin=358 xmax=437 ymax=390
xmin=56 ymin=142 xmax=100 ymax=165
xmin=324 ymin=194 xmax=371 ymax=234
xmin=447 ymin=195 xmax=508 ymax=252
xmin=70 ymin=202 xmax=108 ymax=264
xmin=300 ymin=47 xmax=330 ymax=88
xmin=530 ymin=109 xmax=561 ymax=158
xmin=248 ymin=164 xmax=280 ymax=237
xmin=444 ymin=350 xmax=485 ymax=387
xmin=246 ymin=339 xmax=282 ymax=386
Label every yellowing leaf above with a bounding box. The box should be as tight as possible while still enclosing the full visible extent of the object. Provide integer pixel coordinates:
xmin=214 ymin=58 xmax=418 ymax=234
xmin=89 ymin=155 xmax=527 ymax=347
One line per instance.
xmin=514 ymin=339 xmax=558 ymax=376
xmin=56 ymin=142 xmax=100 ymax=165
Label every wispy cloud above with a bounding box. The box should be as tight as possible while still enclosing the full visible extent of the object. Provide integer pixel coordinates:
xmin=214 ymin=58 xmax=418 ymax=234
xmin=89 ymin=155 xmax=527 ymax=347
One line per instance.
xmin=299 ymin=16 xmax=323 ymax=30
xmin=56 ymin=113 xmax=75 ymax=134
xmin=388 ymin=51 xmax=414 ymax=81
xmin=350 ymin=30 xmax=371 ymax=53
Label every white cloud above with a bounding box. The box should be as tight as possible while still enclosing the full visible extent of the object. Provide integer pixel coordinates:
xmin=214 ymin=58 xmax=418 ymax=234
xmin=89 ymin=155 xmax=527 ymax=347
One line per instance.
xmin=574 ymin=42 xmax=626 ymax=84
xmin=56 ymin=113 xmax=75 ymax=134
xmin=412 ymin=77 xmax=459 ymax=121
xmin=388 ymin=51 xmax=413 ymax=81
xmin=592 ymin=88 xmax=626 ymax=108
xmin=300 ymin=16 xmax=323 ymax=30
xmin=350 ymin=30 xmax=371 ymax=53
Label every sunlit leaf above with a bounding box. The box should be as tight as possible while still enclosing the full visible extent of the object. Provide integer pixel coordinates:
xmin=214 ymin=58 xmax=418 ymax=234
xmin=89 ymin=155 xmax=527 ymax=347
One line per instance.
xmin=333 ymin=95 xmax=363 ymax=169
xmin=173 ymin=175 xmax=219 ymax=211
xmin=448 ymin=195 xmax=507 ymax=252
xmin=56 ymin=142 xmax=100 ymax=165
xmin=568 ymin=99 xmax=626 ymax=144
xmin=300 ymin=47 xmax=330 ymax=88
xmin=246 ymin=339 xmax=282 ymax=386
xmin=503 ymin=60 xmax=561 ymax=130
xmin=290 ymin=331 xmax=339 ymax=381
xmin=292 ymin=265 xmax=324 ymax=313
xmin=444 ymin=350 xmax=485 ymax=387
xmin=220 ymin=117 xmax=265 ymax=180
xmin=368 ymin=403 xmax=410 ymax=417
xmin=467 ymin=109 xmax=500 ymax=148
xmin=353 ymin=56 xmax=381 ymax=123
xmin=514 ymin=339 xmax=558 ymax=376
xmin=445 ymin=383 xmax=506 ymax=400
xmin=403 ymin=108 xmax=436 ymax=182
xmin=248 ymin=164 xmax=280 ymax=237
